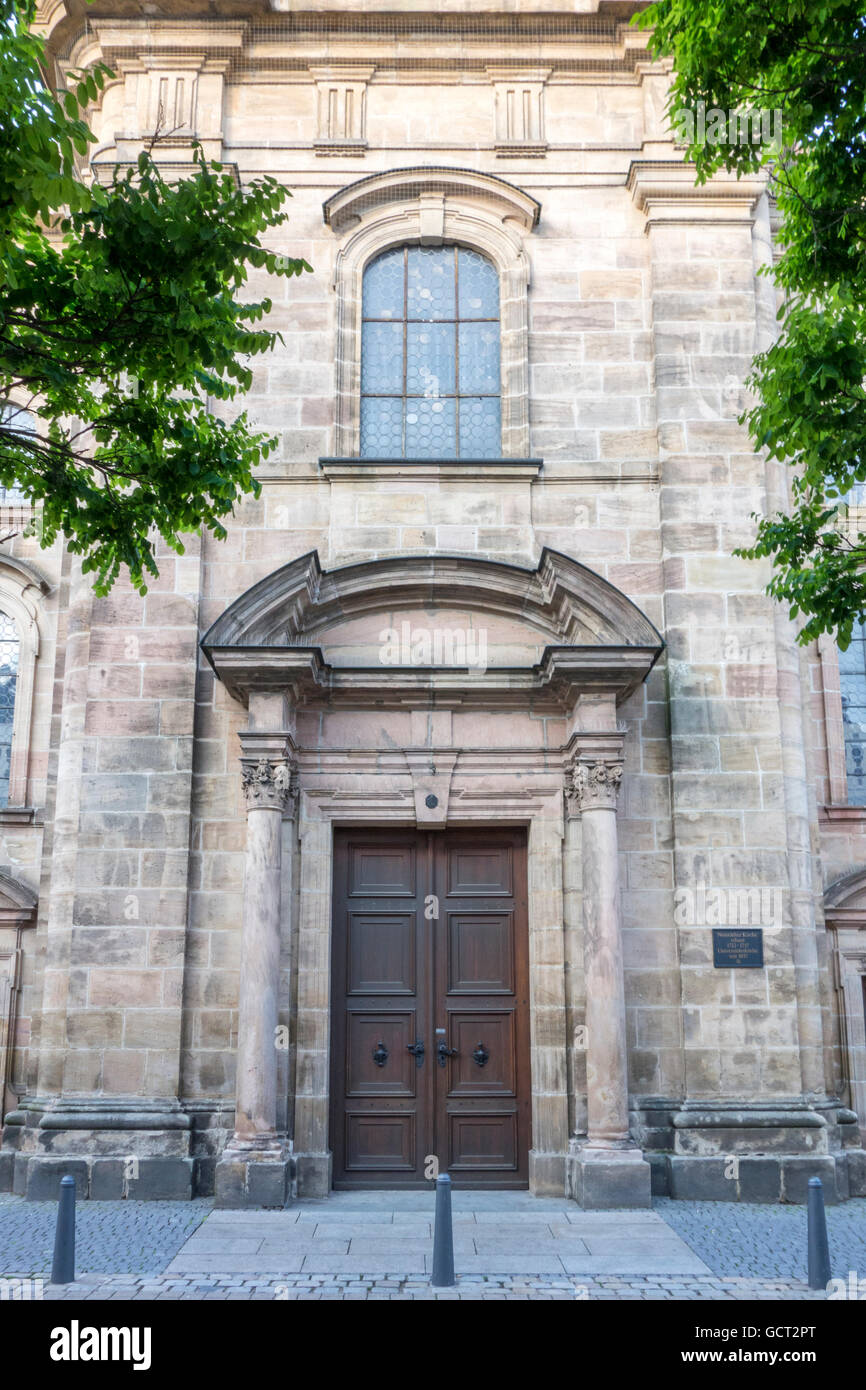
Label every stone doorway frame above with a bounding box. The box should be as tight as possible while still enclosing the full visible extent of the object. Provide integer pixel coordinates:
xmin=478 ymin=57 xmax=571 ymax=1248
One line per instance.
xmin=293 ymin=788 xmax=566 ymax=1199
xmin=202 ymin=548 xmax=664 ymax=1208
xmin=825 ymin=870 xmax=866 ymax=1130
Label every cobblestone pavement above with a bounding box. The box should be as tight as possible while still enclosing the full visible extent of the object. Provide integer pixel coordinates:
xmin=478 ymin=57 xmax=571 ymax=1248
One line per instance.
xmin=0 ymin=1193 xmax=210 ymax=1277
xmin=30 ymin=1273 xmax=829 ymax=1300
xmin=655 ymin=1196 xmax=866 ymax=1281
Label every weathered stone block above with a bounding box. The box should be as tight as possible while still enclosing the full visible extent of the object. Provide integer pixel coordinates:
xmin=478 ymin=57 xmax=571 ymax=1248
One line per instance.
xmin=781 ymin=1157 xmax=839 ymax=1205
xmin=23 ymin=1158 xmax=89 ymax=1201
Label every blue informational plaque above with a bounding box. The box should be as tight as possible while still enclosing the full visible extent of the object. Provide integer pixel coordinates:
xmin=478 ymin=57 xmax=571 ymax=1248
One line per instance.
xmin=712 ymin=927 xmax=764 ymax=968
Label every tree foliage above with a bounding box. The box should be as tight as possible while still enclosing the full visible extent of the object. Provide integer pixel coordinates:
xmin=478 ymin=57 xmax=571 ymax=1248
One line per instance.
xmin=0 ymin=0 xmax=310 ymax=592
xmin=637 ymin=1 xmax=866 ymax=646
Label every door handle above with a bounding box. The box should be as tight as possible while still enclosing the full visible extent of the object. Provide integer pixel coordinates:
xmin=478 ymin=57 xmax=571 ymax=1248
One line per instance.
xmin=437 ymin=1040 xmax=458 ymax=1068
xmin=406 ymin=1038 xmax=425 ymax=1067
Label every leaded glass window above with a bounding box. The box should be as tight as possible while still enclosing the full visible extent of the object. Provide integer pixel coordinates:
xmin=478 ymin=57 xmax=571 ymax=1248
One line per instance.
xmin=0 ymin=404 xmax=34 ymax=502
xmin=360 ymin=245 xmax=501 ymax=459
xmin=0 ymin=612 xmax=19 ymax=807
xmin=839 ymin=621 xmax=866 ymax=805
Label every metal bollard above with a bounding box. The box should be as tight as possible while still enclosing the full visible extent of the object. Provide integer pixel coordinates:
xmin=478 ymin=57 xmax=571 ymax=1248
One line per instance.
xmin=431 ymin=1172 xmax=455 ymax=1288
xmin=807 ymin=1176 xmax=831 ymax=1291
xmin=51 ymin=1175 xmax=76 ymax=1285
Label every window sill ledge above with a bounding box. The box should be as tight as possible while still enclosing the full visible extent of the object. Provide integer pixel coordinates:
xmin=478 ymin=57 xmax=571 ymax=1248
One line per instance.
xmin=0 ymin=807 xmax=37 ymax=825
xmin=821 ymin=805 xmax=866 ymax=822
xmin=319 ymin=457 xmax=543 ymax=480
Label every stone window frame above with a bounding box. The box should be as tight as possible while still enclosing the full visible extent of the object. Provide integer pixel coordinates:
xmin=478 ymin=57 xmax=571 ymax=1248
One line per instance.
xmin=327 ymin=169 xmax=538 ymax=460
xmin=818 ymin=634 xmax=866 ymax=816
xmin=0 ymin=557 xmax=46 ymax=809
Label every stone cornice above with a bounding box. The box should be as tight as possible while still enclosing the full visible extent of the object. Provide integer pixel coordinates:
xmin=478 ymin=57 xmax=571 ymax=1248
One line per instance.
xmin=628 ymin=159 xmax=768 ymax=228
xmin=207 ymin=643 xmax=660 ymax=709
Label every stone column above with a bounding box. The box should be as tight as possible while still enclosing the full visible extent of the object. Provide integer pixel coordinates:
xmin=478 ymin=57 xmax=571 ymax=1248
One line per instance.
xmin=565 ymin=705 xmax=651 ymax=1209
xmin=215 ymin=729 xmax=296 ymax=1209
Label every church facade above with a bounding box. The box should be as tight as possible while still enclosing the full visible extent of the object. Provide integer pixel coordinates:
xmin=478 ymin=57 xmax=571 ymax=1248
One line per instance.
xmin=1 ymin=0 xmax=865 ymax=1207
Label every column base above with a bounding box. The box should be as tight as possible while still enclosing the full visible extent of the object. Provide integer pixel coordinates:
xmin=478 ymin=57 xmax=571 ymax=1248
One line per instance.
xmin=528 ymin=1148 xmax=567 ymax=1196
xmin=567 ymin=1140 xmax=652 ymax=1210
xmin=0 ymin=1098 xmax=194 ymax=1200
xmin=214 ymin=1139 xmax=293 ymax=1209
xmin=630 ymin=1100 xmax=866 ymax=1202
xmin=295 ymin=1151 xmax=332 ymax=1199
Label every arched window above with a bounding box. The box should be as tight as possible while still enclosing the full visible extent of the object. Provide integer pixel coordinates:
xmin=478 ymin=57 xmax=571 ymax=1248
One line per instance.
xmin=839 ymin=623 xmax=866 ymax=806
xmin=0 ymin=404 xmax=35 ymax=503
xmin=360 ymin=245 xmax=501 ymax=459
xmin=0 ymin=612 xmax=20 ymax=807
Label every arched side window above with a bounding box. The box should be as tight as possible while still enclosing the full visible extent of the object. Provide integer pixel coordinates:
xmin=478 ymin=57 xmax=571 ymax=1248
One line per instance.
xmin=0 ymin=557 xmax=47 ymax=809
xmin=838 ymin=625 xmax=866 ymax=806
xmin=0 ymin=613 xmax=20 ymax=807
xmin=830 ymin=481 xmax=866 ymax=806
xmin=360 ymin=245 xmax=501 ymax=459
xmin=0 ymin=403 xmax=35 ymax=503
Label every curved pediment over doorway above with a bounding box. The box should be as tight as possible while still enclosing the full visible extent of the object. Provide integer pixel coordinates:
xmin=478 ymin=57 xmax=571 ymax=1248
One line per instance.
xmin=201 ymin=548 xmax=664 ymax=710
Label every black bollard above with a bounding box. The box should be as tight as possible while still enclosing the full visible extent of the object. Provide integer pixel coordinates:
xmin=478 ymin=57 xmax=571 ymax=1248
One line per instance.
xmin=51 ymin=1175 xmax=76 ymax=1285
xmin=431 ymin=1172 xmax=455 ymax=1288
xmin=807 ymin=1176 xmax=831 ymax=1291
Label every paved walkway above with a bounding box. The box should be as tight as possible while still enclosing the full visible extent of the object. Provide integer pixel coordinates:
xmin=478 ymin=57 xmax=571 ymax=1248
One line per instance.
xmin=165 ymin=1192 xmax=710 ymax=1278
xmin=3 ymin=1189 xmax=864 ymax=1299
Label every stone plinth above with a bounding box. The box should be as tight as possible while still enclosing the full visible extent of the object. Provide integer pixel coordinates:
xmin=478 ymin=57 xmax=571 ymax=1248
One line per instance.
xmin=567 ymin=1141 xmax=652 ymax=1209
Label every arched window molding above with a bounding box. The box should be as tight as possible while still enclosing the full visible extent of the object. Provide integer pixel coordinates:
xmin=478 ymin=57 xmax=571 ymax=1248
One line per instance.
xmin=0 ymin=556 xmax=47 ymax=809
xmin=325 ymin=168 xmax=539 ymax=460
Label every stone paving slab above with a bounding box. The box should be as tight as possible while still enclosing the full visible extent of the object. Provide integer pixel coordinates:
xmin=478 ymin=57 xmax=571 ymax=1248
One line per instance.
xmin=164 ymin=1192 xmax=710 ymax=1278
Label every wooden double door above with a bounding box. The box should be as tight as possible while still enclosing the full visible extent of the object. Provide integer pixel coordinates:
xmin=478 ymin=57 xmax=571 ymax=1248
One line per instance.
xmin=331 ymin=828 xmax=530 ymax=1188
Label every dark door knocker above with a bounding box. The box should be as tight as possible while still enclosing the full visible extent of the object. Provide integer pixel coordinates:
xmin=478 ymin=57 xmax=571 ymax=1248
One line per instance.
xmin=372 ymin=1040 xmax=389 ymax=1068
xmin=472 ymin=1042 xmax=490 ymax=1068
xmin=406 ymin=1038 xmax=425 ymax=1067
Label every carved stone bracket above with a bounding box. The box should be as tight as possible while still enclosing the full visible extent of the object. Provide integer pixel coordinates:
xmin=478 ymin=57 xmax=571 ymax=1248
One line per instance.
xmin=564 ymin=730 xmax=625 ymax=818
xmin=240 ymin=757 xmax=296 ymax=814
xmin=574 ymin=760 xmax=623 ymax=813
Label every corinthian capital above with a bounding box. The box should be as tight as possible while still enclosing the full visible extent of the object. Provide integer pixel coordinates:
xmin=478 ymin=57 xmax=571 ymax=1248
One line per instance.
xmin=241 ymin=757 xmax=294 ymax=813
xmin=574 ymin=759 xmax=623 ymax=812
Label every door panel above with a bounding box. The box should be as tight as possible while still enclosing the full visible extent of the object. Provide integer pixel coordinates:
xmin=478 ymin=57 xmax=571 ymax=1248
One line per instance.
xmin=331 ymin=828 xmax=529 ymax=1188
xmin=344 ymin=1112 xmax=416 ymax=1172
xmin=447 ymin=911 xmax=514 ymax=993
xmin=347 ymin=912 xmax=416 ymax=994
xmin=345 ymin=1012 xmax=417 ymax=1095
xmin=449 ymin=1013 xmax=515 ymax=1094
xmin=448 ymin=1113 xmax=517 ymax=1171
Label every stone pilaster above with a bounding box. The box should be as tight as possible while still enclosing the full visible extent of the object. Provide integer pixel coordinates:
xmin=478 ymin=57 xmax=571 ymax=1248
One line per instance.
xmin=214 ymin=727 xmax=297 ymax=1209
xmin=566 ymin=701 xmax=651 ymax=1208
